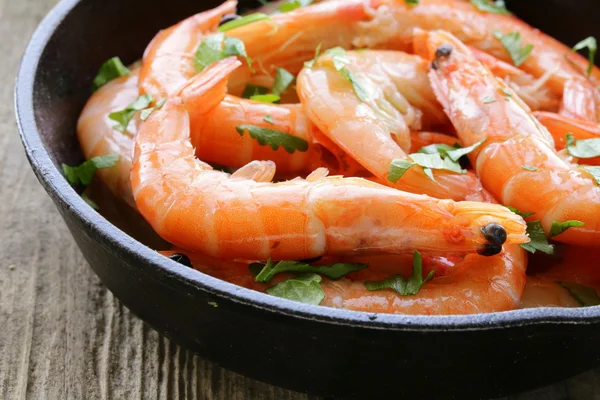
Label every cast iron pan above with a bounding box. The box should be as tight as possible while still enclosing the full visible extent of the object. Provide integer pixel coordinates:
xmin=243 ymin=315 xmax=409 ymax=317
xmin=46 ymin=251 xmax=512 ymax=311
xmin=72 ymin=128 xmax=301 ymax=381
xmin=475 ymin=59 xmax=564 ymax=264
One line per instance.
xmin=14 ymin=0 xmax=600 ymax=398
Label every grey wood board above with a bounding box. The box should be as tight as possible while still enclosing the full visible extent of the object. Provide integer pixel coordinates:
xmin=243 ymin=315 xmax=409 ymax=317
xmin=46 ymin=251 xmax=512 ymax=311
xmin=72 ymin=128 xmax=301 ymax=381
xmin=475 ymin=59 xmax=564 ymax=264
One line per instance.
xmin=1 ymin=0 xmax=599 ymax=398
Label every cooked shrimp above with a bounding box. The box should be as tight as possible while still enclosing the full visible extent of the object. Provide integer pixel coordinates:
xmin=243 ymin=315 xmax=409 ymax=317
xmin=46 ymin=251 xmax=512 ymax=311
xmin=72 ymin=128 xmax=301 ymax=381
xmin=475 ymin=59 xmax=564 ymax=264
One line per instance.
xmin=162 ymin=244 xmax=527 ymax=315
xmin=131 ymin=57 xmax=527 ymax=260
xmin=415 ymin=30 xmax=600 ymax=246
xmin=534 ymin=111 xmax=600 ymax=150
xmin=77 ymin=67 xmax=141 ymax=208
xmin=559 ymin=76 xmax=599 ymax=122
xmin=298 ymin=49 xmax=492 ymax=201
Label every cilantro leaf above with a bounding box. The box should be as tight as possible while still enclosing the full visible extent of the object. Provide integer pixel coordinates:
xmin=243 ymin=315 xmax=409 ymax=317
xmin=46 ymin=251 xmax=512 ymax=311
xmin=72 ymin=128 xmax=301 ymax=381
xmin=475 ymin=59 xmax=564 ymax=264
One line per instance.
xmin=272 ymin=68 xmax=295 ymax=96
xmin=252 ymin=259 xmax=368 ymax=283
xmin=521 ymin=165 xmax=538 ymax=171
xmin=364 ymin=251 xmax=434 ymax=296
xmin=566 ymin=133 xmax=600 ymax=158
xmin=493 ymin=31 xmax=534 ymax=67
xmin=408 ymin=153 xmax=465 ymax=175
xmin=520 ymin=220 xmax=554 ymax=255
xmin=62 ymin=154 xmax=119 ymax=186
xmin=140 ymin=99 xmax=166 ymax=121
xmin=304 ymin=43 xmax=323 ymax=68
xmin=266 ymin=273 xmax=325 ymax=305
xmin=470 ymin=0 xmax=510 ymax=15
xmin=558 ymin=282 xmax=600 ymax=307
xmin=323 ymin=47 xmax=369 ymax=102
xmin=92 ymin=57 xmax=131 ymax=92
xmin=280 ymin=0 xmax=313 ymax=13
xmin=236 ymin=125 xmax=309 ymax=153
xmin=483 ymin=96 xmax=497 ymax=104
xmin=340 ymin=68 xmax=369 ymax=102
xmin=572 ymin=36 xmax=597 ymax=77
xmin=581 ymin=166 xmax=600 ymax=185
xmin=242 ymin=84 xmax=268 ymax=99
xmin=504 ymin=205 xmax=535 ymax=219
xmin=405 ymin=0 xmax=419 ymax=5
xmin=194 ymin=33 xmax=252 ymax=73
xmin=218 ymin=13 xmax=270 ymax=31
xmin=549 ymin=220 xmax=585 ymax=238
xmin=445 ymin=138 xmax=486 ymax=162
xmin=264 ymin=115 xmax=274 ymax=124
xmin=388 ymin=158 xmax=415 ymax=183
xmin=109 ymin=94 xmax=154 ymax=131
xmin=250 ymin=94 xmax=281 ymax=103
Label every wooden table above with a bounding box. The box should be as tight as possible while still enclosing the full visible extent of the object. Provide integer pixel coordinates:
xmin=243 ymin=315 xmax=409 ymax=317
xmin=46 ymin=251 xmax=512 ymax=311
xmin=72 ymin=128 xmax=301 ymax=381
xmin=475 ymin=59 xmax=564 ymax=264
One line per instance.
xmin=1 ymin=0 xmax=599 ymax=398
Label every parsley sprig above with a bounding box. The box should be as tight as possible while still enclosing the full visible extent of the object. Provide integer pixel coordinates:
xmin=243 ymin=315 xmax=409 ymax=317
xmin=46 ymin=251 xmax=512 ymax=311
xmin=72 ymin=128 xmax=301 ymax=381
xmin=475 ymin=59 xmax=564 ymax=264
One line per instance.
xmin=571 ymin=36 xmax=597 ymax=77
xmin=92 ymin=57 xmax=130 ymax=92
xmin=266 ymin=273 xmax=325 ymax=305
xmin=62 ymin=154 xmax=119 ymax=186
xmin=470 ymin=0 xmax=510 ymax=14
xmin=194 ymin=33 xmax=252 ymax=73
xmin=364 ymin=251 xmax=434 ymax=296
xmin=235 ymin=125 xmax=309 ymax=153
xmin=251 ymin=259 xmax=367 ymax=283
xmin=493 ymin=31 xmax=534 ymax=67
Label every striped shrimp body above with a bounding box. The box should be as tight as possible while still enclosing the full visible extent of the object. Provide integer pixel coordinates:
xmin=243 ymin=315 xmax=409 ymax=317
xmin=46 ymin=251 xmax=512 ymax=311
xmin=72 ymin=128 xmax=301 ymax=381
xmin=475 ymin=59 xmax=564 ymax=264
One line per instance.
xmin=415 ymin=30 xmax=600 ymax=246
xmin=297 ymin=49 xmax=492 ymax=202
xmin=131 ymin=58 xmax=528 ymax=261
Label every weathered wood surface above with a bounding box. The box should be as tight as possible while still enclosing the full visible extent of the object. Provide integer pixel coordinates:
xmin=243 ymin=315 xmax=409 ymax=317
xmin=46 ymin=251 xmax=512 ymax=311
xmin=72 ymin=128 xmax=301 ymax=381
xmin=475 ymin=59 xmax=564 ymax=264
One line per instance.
xmin=1 ymin=0 xmax=600 ymax=398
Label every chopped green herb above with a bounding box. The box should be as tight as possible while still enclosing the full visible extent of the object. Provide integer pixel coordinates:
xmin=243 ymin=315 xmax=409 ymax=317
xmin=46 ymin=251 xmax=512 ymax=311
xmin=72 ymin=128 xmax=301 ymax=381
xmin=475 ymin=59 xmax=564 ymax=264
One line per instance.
xmin=417 ymin=143 xmax=459 ymax=157
xmin=504 ymin=205 xmax=535 ymax=219
xmin=581 ymin=165 xmax=600 ymax=185
xmin=280 ymin=0 xmax=313 ymax=12
xmin=388 ymin=158 xmax=415 ymax=183
xmin=109 ymin=94 xmax=154 ymax=131
xmin=140 ymin=99 xmax=166 ymax=121
xmin=405 ymin=0 xmax=419 ymax=5
xmin=444 ymin=138 xmax=486 ymax=162
xmin=493 ymin=31 xmax=534 ymax=67
xmin=520 ymin=220 xmax=554 ymax=255
xmin=304 ymin=43 xmax=323 ymax=68
xmin=264 ymin=115 xmax=274 ymax=124
xmin=242 ymin=84 xmax=268 ymax=99
xmin=236 ymin=125 xmax=309 ymax=153
xmin=250 ymin=94 xmax=281 ymax=103
xmin=364 ymin=251 xmax=434 ymax=296
xmin=521 ymin=165 xmax=538 ymax=171
xmin=272 ymin=68 xmax=295 ymax=96
xmin=92 ymin=57 xmax=131 ymax=92
xmin=572 ymin=36 xmax=597 ymax=77
xmin=409 ymin=153 xmax=465 ymax=175
xmin=559 ymin=282 xmax=600 ymax=307
xmin=62 ymin=154 xmax=119 ymax=186
xmin=218 ymin=13 xmax=270 ymax=32
xmin=266 ymin=273 xmax=325 ymax=305
xmin=566 ymin=133 xmax=600 ymax=158
xmin=499 ymin=88 xmax=512 ymax=99
xmin=470 ymin=0 xmax=510 ymax=14
xmin=483 ymin=96 xmax=497 ymax=104
xmin=549 ymin=220 xmax=585 ymax=238
xmin=194 ymin=33 xmax=252 ymax=73
xmin=252 ymin=259 xmax=368 ymax=283
xmin=340 ymin=68 xmax=369 ymax=102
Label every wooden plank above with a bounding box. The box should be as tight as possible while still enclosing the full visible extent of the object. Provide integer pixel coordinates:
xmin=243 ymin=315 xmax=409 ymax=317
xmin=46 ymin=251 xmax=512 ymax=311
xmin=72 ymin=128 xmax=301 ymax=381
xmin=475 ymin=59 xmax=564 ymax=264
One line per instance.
xmin=0 ymin=0 xmax=598 ymax=399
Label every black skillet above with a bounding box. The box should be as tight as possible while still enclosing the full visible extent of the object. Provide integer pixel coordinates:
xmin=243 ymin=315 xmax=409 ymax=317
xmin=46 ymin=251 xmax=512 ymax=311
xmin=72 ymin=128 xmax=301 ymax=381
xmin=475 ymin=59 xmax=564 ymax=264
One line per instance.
xmin=14 ymin=0 xmax=600 ymax=398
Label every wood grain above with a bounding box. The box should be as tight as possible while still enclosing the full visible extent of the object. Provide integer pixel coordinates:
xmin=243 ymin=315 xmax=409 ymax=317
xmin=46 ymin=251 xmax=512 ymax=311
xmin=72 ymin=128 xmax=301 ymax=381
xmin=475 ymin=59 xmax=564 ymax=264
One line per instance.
xmin=1 ymin=0 xmax=600 ymax=398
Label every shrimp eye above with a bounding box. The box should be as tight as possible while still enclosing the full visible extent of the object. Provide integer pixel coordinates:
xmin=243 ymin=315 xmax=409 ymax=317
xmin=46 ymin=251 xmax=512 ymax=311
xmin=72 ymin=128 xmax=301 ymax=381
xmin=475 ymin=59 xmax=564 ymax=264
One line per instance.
xmin=476 ymin=243 xmax=503 ymax=256
xmin=219 ymin=14 xmax=241 ymax=26
xmin=435 ymin=44 xmax=453 ymax=59
xmin=168 ymin=253 xmax=193 ymax=268
xmin=481 ymin=223 xmax=508 ymax=245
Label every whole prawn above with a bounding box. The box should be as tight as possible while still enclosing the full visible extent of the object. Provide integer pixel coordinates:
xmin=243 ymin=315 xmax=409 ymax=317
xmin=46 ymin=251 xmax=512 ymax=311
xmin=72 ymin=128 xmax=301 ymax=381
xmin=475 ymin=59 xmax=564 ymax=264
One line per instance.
xmin=130 ymin=57 xmax=527 ymax=260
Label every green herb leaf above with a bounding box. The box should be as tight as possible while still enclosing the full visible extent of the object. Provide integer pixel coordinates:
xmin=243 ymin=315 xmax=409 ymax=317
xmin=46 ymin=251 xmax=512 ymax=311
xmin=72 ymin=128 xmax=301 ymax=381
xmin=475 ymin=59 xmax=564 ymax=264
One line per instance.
xmin=470 ymin=0 xmax=510 ymax=15
xmin=323 ymin=47 xmax=369 ymax=102
xmin=266 ymin=273 xmax=325 ymax=305
xmin=81 ymin=193 xmax=99 ymax=210
xmin=364 ymin=251 xmax=434 ymax=296
xmin=194 ymin=33 xmax=252 ymax=73
xmin=388 ymin=158 xmax=415 ymax=183
xmin=340 ymin=68 xmax=369 ymax=102
xmin=62 ymin=154 xmax=119 ymax=186
xmin=272 ymin=68 xmax=295 ymax=96
xmin=236 ymin=125 xmax=309 ymax=153
xmin=572 ymin=36 xmax=597 ymax=77
xmin=483 ymin=96 xmax=497 ymax=104
xmin=504 ymin=205 xmax=535 ymax=219
xmin=252 ymin=259 xmax=368 ymax=283
xmin=417 ymin=143 xmax=459 ymax=156
xmin=549 ymin=220 xmax=585 ymax=238
xmin=140 ymin=98 xmax=166 ymax=121
xmin=218 ymin=13 xmax=270 ymax=32
xmin=581 ymin=166 xmax=600 ymax=185
xmin=520 ymin=220 xmax=554 ymax=255
xmin=92 ymin=57 xmax=131 ymax=92
xmin=566 ymin=133 xmax=600 ymax=158
xmin=521 ymin=165 xmax=538 ymax=171
xmin=109 ymin=94 xmax=154 ymax=131
xmin=445 ymin=138 xmax=486 ymax=162
xmin=499 ymin=87 xmax=513 ymax=99
xmin=250 ymin=94 xmax=281 ymax=103
xmin=408 ymin=153 xmax=466 ymax=175
xmin=304 ymin=43 xmax=323 ymax=68
xmin=280 ymin=0 xmax=313 ymax=13
xmin=405 ymin=0 xmax=419 ymax=5
xmin=493 ymin=31 xmax=534 ymax=67
xmin=558 ymin=282 xmax=600 ymax=307
xmin=264 ymin=115 xmax=274 ymax=124
xmin=242 ymin=84 xmax=268 ymax=99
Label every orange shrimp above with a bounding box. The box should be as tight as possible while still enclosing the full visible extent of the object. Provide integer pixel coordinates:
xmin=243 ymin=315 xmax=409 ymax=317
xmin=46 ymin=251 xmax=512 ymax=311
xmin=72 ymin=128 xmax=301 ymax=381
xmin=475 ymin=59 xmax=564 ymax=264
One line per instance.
xmin=161 ymin=244 xmax=526 ymax=315
xmin=415 ymin=29 xmax=600 ymax=246
xmin=297 ymin=49 xmax=492 ymax=202
xmin=131 ymin=57 xmax=527 ymax=260
xmin=77 ymin=67 xmax=141 ymax=208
